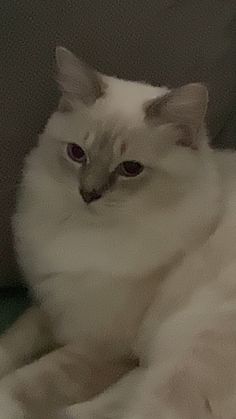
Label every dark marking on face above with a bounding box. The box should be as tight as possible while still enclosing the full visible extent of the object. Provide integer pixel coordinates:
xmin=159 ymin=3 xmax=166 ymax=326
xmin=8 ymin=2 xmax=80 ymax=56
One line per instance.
xmin=204 ymin=398 xmax=213 ymax=414
xmin=120 ymin=142 xmax=127 ymax=155
xmin=79 ymin=189 xmax=102 ymax=204
xmin=79 ymin=169 xmax=118 ymax=204
xmin=79 ymin=129 xmax=118 ymax=203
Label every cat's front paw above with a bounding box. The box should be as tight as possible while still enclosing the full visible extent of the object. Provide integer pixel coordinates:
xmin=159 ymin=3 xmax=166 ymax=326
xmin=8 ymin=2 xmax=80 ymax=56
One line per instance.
xmin=0 ymin=393 xmax=25 ymax=419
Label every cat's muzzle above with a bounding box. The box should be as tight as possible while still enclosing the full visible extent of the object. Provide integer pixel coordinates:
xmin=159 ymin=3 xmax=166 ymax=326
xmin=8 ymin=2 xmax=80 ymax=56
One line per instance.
xmin=80 ymin=189 xmax=102 ymax=204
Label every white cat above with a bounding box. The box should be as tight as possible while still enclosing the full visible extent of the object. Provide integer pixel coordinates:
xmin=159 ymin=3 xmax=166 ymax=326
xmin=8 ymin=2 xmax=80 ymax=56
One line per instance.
xmin=0 ymin=47 xmax=236 ymax=419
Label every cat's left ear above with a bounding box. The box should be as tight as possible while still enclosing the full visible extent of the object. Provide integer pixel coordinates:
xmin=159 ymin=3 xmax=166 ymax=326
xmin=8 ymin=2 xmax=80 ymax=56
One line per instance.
xmin=145 ymin=83 xmax=208 ymax=149
xmin=55 ymin=47 xmax=105 ymax=110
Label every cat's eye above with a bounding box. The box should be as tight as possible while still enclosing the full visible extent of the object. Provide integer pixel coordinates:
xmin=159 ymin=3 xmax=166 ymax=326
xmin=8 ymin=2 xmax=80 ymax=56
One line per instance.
xmin=67 ymin=143 xmax=86 ymax=163
xmin=118 ymin=161 xmax=144 ymax=177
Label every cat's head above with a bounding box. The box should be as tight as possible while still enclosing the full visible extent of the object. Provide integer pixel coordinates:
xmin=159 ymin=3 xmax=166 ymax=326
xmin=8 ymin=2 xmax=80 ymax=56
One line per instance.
xmin=41 ymin=47 xmax=209 ymax=214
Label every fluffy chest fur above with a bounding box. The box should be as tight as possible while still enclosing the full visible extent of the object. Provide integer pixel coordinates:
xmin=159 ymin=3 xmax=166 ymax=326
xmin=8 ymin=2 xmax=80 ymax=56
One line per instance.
xmin=13 ymin=149 xmax=219 ymax=356
xmin=13 ymin=163 xmax=165 ymax=352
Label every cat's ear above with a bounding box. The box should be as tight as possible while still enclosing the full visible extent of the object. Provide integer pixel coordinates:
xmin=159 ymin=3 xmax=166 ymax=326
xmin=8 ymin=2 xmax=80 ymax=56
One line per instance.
xmin=145 ymin=83 xmax=208 ymax=149
xmin=55 ymin=47 xmax=105 ymax=110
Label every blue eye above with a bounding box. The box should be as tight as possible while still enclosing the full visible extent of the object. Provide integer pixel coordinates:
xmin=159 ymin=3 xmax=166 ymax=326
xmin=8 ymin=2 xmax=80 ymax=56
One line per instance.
xmin=67 ymin=143 xmax=86 ymax=163
xmin=119 ymin=161 xmax=144 ymax=177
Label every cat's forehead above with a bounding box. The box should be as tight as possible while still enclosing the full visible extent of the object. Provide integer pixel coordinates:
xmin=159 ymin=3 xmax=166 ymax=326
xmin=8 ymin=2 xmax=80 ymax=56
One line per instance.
xmin=83 ymin=79 xmax=169 ymax=157
xmin=85 ymin=127 xmax=115 ymax=150
xmin=93 ymin=76 xmax=169 ymax=127
xmin=84 ymin=125 xmax=128 ymax=160
xmin=46 ymin=76 xmax=169 ymax=157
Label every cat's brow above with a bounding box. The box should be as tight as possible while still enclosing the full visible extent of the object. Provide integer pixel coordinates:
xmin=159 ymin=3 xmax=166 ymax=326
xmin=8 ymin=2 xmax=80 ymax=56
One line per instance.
xmin=90 ymin=128 xmax=117 ymax=155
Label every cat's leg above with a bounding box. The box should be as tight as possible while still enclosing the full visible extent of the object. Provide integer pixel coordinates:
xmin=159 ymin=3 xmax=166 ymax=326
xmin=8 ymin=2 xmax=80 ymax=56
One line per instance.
xmin=0 ymin=343 xmax=131 ymax=419
xmin=125 ymin=298 xmax=236 ymax=418
xmin=66 ymin=367 xmax=143 ymax=419
xmin=0 ymin=306 xmax=53 ymax=378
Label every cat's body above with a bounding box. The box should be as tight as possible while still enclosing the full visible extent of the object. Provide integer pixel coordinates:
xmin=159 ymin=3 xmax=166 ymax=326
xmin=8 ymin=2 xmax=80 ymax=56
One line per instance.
xmin=14 ymin=129 xmax=218 ymax=356
xmin=1 ymin=48 xmax=236 ymax=418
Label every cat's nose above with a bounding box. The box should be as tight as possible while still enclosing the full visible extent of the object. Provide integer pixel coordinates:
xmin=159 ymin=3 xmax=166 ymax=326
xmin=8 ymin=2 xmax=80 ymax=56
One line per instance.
xmin=80 ymin=189 xmax=102 ymax=204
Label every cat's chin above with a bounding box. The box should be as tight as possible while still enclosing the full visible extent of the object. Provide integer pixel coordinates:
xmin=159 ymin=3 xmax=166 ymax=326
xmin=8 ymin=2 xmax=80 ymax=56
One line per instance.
xmin=78 ymin=197 xmax=119 ymax=221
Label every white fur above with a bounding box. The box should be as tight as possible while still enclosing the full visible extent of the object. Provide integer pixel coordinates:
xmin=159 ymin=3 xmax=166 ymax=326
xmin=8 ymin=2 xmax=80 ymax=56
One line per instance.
xmin=95 ymin=75 xmax=169 ymax=126
xmin=12 ymin=76 xmax=219 ymax=349
xmin=0 ymin=393 xmax=24 ymax=419
xmin=0 ymin=348 xmax=13 ymax=379
xmin=2 ymin=61 xmax=236 ymax=418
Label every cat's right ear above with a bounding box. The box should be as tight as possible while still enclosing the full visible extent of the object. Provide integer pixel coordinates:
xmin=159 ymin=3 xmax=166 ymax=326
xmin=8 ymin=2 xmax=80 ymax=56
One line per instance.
xmin=144 ymin=83 xmax=208 ymax=149
xmin=55 ymin=47 xmax=105 ymax=110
